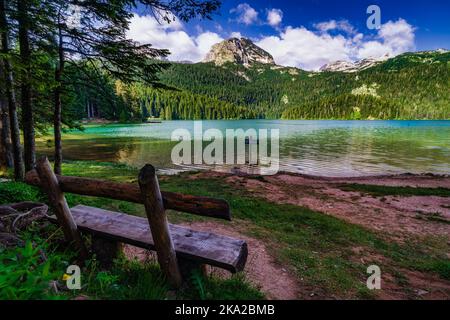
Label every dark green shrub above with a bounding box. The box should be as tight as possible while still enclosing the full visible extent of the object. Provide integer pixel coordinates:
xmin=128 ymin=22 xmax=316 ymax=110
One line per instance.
xmin=0 ymin=182 xmax=44 ymax=205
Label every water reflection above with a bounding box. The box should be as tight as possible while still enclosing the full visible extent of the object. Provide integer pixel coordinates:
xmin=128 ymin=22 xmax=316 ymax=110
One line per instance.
xmin=36 ymin=120 xmax=450 ymax=177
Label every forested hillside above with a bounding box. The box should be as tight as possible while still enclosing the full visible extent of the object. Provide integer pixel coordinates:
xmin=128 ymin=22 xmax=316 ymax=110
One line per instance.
xmin=159 ymin=51 xmax=450 ymax=120
xmin=69 ymin=50 xmax=450 ymax=121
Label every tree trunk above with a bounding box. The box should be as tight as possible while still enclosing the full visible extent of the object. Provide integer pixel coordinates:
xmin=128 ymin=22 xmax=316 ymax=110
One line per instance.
xmin=54 ymin=21 xmax=64 ymax=175
xmin=18 ymin=0 xmax=35 ymax=172
xmin=0 ymin=0 xmax=24 ymax=180
xmin=0 ymin=69 xmax=13 ymax=168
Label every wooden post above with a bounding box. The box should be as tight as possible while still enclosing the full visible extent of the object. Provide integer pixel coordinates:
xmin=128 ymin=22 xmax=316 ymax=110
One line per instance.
xmin=138 ymin=164 xmax=182 ymax=288
xmin=36 ymin=157 xmax=87 ymax=260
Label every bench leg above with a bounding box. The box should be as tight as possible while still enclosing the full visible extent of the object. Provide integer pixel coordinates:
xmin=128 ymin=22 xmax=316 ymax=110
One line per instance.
xmin=91 ymin=236 xmax=122 ymax=269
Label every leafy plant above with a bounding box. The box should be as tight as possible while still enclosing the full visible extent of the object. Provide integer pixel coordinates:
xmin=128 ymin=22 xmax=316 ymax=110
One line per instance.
xmin=190 ymin=269 xmax=206 ymax=300
xmin=0 ymin=240 xmax=67 ymax=300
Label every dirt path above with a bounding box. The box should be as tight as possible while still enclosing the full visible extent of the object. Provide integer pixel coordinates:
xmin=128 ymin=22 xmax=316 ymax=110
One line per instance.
xmin=123 ymin=220 xmax=303 ymax=300
xmin=182 ymin=221 xmax=303 ymax=300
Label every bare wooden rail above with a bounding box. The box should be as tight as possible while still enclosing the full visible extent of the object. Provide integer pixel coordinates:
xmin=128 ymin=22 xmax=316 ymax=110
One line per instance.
xmin=25 ymin=169 xmax=231 ymax=221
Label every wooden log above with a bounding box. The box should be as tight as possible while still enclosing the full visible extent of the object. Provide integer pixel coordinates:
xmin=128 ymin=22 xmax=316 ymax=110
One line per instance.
xmin=25 ymin=169 xmax=231 ymax=221
xmin=138 ymin=164 xmax=183 ymax=288
xmin=35 ymin=157 xmax=87 ymax=259
xmin=91 ymin=236 xmax=122 ymax=269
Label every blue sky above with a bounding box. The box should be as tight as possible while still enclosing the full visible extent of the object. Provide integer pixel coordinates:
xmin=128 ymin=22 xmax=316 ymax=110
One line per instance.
xmin=131 ymin=0 xmax=450 ymax=70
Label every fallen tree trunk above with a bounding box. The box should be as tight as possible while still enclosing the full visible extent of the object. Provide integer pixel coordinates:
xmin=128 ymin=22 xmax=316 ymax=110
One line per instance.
xmin=25 ymin=169 xmax=231 ymax=221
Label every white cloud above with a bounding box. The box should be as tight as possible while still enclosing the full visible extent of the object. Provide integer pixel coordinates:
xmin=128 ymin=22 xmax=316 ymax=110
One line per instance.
xmin=66 ymin=5 xmax=81 ymax=29
xmin=126 ymin=14 xmax=223 ymax=62
xmin=195 ymin=32 xmax=224 ymax=58
xmin=267 ymin=9 xmax=283 ymax=27
xmin=214 ymin=23 xmax=224 ymax=33
xmin=314 ymin=19 xmax=356 ymax=34
xmin=230 ymin=31 xmax=243 ymax=39
xmin=230 ymin=3 xmax=258 ymax=25
xmin=195 ymin=24 xmax=204 ymax=34
xmin=256 ymin=27 xmax=353 ymax=71
xmin=358 ymin=18 xmax=415 ymax=59
xmin=256 ymin=19 xmax=416 ymax=70
xmin=357 ymin=19 xmax=416 ymax=59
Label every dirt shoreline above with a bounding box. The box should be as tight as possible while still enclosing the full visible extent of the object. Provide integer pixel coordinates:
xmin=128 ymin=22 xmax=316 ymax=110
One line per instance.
xmin=197 ymin=170 xmax=450 ymax=299
xmin=189 ymin=170 xmax=450 ymax=240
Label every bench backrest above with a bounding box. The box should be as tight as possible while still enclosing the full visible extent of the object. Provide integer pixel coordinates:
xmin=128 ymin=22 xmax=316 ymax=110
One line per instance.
xmin=25 ymin=169 xmax=231 ymax=220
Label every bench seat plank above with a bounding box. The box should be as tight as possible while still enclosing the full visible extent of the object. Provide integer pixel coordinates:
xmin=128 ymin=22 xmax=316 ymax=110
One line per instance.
xmin=48 ymin=205 xmax=247 ymax=273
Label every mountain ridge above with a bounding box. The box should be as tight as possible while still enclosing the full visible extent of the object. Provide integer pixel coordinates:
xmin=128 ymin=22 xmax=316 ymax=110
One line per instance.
xmin=157 ymin=49 xmax=450 ymax=119
xmin=202 ymin=37 xmax=449 ymax=74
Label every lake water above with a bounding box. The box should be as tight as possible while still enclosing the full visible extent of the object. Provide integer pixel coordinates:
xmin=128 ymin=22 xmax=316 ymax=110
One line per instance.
xmin=36 ymin=120 xmax=450 ymax=177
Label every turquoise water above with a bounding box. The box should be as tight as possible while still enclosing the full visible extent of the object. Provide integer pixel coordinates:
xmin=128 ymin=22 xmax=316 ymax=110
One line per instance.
xmin=37 ymin=120 xmax=450 ymax=177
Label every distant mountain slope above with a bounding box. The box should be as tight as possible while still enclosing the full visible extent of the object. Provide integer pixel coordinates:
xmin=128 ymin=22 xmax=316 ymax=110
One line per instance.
xmin=158 ymin=48 xmax=450 ymax=120
xmin=320 ymin=54 xmax=390 ymax=73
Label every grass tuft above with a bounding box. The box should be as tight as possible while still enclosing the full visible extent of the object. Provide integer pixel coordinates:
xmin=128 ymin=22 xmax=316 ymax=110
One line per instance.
xmin=338 ymin=184 xmax=450 ymax=197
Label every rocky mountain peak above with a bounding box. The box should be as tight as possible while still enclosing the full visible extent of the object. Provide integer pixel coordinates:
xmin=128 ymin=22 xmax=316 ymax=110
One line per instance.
xmin=320 ymin=54 xmax=390 ymax=73
xmin=203 ymin=37 xmax=275 ymax=66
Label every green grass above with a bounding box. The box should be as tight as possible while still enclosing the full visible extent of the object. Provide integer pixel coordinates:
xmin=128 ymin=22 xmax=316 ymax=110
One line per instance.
xmin=338 ymin=184 xmax=450 ymax=197
xmin=0 ymin=181 xmax=46 ymax=204
xmin=62 ymin=161 xmax=138 ymax=183
xmin=82 ymin=256 xmax=263 ymax=300
xmin=2 ymin=160 xmax=449 ymax=299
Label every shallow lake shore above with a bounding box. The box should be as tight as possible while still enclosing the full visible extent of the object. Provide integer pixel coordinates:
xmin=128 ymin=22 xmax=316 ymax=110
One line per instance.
xmin=36 ymin=120 xmax=450 ymax=177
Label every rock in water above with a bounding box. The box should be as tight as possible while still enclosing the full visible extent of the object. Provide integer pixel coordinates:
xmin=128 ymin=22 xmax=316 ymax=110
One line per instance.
xmin=204 ymin=37 xmax=275 ymax=66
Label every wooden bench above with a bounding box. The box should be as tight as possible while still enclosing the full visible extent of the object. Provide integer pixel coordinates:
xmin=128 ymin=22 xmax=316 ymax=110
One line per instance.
xmin=25 ymin=157 xmax=248 ymax=288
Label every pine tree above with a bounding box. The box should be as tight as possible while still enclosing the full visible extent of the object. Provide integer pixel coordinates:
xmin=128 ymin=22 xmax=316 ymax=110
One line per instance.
xmin=0 ymin=0 xmax=24 ymax=180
